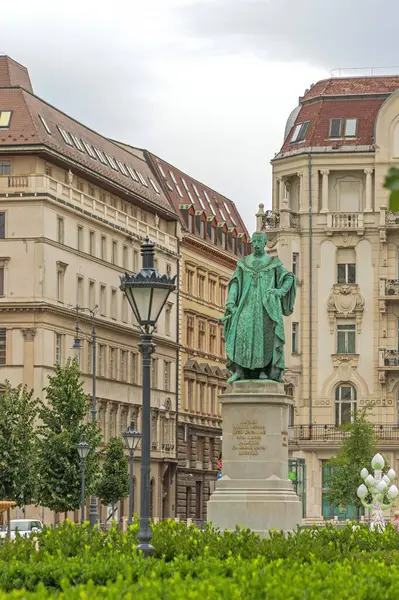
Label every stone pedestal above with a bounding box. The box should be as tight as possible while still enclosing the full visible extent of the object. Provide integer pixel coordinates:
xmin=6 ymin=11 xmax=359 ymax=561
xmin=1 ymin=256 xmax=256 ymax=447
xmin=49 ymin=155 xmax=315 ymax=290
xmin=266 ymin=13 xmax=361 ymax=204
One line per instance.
xmin=207 ymin=380 xmax=302 ymax=535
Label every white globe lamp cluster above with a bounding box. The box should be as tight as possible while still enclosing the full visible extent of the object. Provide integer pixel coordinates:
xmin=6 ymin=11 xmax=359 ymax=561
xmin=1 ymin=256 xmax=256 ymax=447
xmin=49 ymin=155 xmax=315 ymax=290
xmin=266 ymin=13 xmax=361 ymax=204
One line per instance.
xmin=357 ymin=453 xmax=398 ymax=531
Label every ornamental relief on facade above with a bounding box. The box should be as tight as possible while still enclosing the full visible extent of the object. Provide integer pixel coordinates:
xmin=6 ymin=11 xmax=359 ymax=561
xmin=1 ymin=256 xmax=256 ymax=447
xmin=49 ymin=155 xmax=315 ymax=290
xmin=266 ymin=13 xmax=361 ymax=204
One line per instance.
xmin=327 ymin=283 xmax=365 ymax=334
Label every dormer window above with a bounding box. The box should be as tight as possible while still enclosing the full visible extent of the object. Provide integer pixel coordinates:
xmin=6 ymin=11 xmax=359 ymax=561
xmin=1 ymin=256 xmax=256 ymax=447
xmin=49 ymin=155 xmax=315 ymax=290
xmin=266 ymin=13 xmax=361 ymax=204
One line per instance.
xmin=0 ymin=111 xmax=12 ymax=129
xmin=329 ymin=118 xmax=357 ymax=138
xmin=290 ymin=121 xmax=310 ymax=143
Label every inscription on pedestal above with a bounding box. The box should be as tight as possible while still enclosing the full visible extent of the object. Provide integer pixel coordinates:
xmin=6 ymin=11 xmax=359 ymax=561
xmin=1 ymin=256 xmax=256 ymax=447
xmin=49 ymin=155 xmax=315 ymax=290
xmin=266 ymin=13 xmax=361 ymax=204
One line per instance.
xmin=232 ymin=420 xmax=267 ymax=455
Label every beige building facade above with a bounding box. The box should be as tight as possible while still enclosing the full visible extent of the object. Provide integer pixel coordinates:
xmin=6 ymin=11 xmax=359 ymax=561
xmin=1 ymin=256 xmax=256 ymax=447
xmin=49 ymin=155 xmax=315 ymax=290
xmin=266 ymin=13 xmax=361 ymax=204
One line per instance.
xmin=259 ymin=75 xmax=399 ymax=520
xmin=0 ymin=56 xmax=179 ymax=524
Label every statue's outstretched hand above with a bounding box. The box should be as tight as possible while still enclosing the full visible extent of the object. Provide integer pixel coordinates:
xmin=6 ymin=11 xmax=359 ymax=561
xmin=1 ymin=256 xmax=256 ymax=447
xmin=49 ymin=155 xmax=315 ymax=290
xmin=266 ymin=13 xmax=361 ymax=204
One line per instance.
xmin=226 ymin=303 xmax=237 ymax=315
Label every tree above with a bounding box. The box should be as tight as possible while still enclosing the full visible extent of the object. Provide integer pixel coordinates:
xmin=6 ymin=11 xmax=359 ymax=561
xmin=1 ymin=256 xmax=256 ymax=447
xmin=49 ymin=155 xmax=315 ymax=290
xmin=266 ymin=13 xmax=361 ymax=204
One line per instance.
xmin=97 ymin=437 xmax=129 ymax=520
xmin=36 ymin=359 xmax=102 ymax=515
xmin=384 ymin=167 xmax=399 ymax=211
xmin=0 ymin=382 xmax=39 ymax=506
xmin=325 ymin=409 xmax=377 ymax=514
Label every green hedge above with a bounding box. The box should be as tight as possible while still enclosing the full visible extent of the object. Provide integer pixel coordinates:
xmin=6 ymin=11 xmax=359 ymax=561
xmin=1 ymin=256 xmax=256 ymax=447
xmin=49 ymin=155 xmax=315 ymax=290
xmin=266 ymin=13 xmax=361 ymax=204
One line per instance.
xmin=0 ymin=520 xmax=398 ymax=598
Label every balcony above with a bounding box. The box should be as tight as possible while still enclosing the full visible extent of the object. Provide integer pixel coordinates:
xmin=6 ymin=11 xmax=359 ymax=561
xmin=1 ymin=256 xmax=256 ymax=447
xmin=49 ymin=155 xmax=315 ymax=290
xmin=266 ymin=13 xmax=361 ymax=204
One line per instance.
xmin=261 ymin=210 xmax=299 ymax=231
xmin=385 ymin=210 xmax=399 ymax=228
xmin=382 ymin=350 xmax=399 ymax=367
xmin=0 ymin=174 xmax=177 ymax=252
xmin=326 ymin=212 xmax=364 ymax=234
xmin=384 ymin=279 xmax=399 ymax=297
xmin=290 ymin=424 xmax=399 ymax=443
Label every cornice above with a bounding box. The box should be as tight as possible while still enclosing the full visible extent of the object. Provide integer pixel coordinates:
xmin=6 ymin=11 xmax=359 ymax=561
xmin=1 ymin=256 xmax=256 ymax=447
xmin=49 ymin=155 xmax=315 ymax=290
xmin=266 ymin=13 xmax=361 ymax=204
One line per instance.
xmin=182 ymin=235 xmax=238 ymax=269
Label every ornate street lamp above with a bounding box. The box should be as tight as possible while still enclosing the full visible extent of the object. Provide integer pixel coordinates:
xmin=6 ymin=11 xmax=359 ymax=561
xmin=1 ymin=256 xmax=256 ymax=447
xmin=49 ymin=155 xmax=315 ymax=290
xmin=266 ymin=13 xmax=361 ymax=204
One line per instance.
xmin=76 ymin=435 xmax=91 ymax=524
xmin=120 ymin=238 xmax=176 ymax=557
xmin=357 ymin=453 xmax=398 ymax=531
xmin=122 ymin=420 xmax=142 ymax=527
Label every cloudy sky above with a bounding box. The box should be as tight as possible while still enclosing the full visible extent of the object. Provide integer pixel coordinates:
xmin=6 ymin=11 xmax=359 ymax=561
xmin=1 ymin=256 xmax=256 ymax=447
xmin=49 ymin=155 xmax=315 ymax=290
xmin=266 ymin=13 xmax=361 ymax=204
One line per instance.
xmin=2 ymin=0 xmax=397 ymax=230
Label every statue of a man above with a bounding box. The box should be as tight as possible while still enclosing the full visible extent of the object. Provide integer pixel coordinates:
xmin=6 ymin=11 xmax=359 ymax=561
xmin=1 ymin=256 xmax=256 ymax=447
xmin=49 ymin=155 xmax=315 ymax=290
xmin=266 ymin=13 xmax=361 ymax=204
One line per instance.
xmin=222 ymin=231 xmax=296 ymax=384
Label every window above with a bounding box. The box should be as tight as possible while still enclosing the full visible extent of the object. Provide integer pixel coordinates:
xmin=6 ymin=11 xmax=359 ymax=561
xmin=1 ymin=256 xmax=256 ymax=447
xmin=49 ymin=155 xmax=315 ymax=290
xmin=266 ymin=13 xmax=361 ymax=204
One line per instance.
xmin=209 ymin=323 xmax=217 ymax=354
xmin=337 ymin=263 xmax=356 ymax=284
xmin=98 ymin=344 xmax=105 ymax=376
xmin=0 ymin=329 xmax=6 ymax=365
xmin=89 ymin=231 xmax=95 ymax=256
xmin=292 ymin=253 xmax=299 ymax=278
xmin=219 ymin=284 xmax=227 ymax=307
xmin=45 ymin=164 xmax=52 ymax=177
xmin=186 ymin=268 xmax=194 ymax=295
xmin=335 ymin=385 xmax=357 ymax=425
xmin=56 ymin=266 xmax=65 ymax=302
xmin=0 ymin=161 xmax=11 ymax=175
xmin=166 ymin=263 xmax=172 ymax=277
xmin=0 ymin=213 xmax=5 ymax=239
xmin=87 ymin=342 xmax=93 ymax=374
xmin=116 ymin=160 xmax=128 ymax=176
xmin=157 ymin=162 xmax=167 ymax=178
xmin=57 ymin=217 xmax=64 ymax=244
xmin=198 ymin=274 xmax=206 ymax=299
xmin=58 ymin=127 xmax=73 ymax=146
xmin=0 ymin=111 xmax=12 ymax=128
xmin=329 ymin=118 xmax=358 ymax=138
xmin=131 ymin=352 xmax=138 ymax=384
xmin=133 ymin=249 xmax=139 ymax=271
xmin=200 ymin=219 xmax=205 ymax=238
xmin=290 ymin=121 xmax=310 ymax=142
xmin=286 ymin=385 xmax=295 ymax=427
xmin=122 ymin=295 xmax=128 ymax=322
xmin=112 ymin=241 xmax=118 ymax=265
xmin=199 ymin=384 xmax=206 ymax=413
xmin=165 ymin=303 xmax=172 ymax=336
xmin=100 ymin=285 xmax=106 ymax=315
xmin=110 ymin=348 xmax=117 ymax=379
xmin=0 ymin=267 xmax=4 ymax=296
xmin=55 ymin=333 xmax=62 ymax=365
xmin=126 ymin=165 xmax=139 ymax=181
xmin=195 ymin=481 xmax=202 ymax=519
xmin=77 ymin=276 xmax=84 ymax=306
xmin=77 ymin=226 xmax=84 ymax=251
xmin=209 ymin=279 xmax=216 ymax=304
xmin=136 ymin=171 xmax=148 ymax=187
xmin=88 ymin=185 xmax=95 ymax=197
xmin=164 ymin=361 xmax=171 ymax=391
xmin=187 ymin=380 xmax=194 ymax=411
xmin=292 ymin=322 xmax=299 ymax=354
xmin=337 ymin=324 xmax=356 ymax=354
xmin=198 ymin=320 xmax=206 ymax=351
xmin=219 ymin=325 xmax=225 ymax=356
xmin=152 ymin=358 xmax=158 ymax=389
xmin=149 ymin=178 xmax=160 ymax=194
xmin=70 ymin=134 xmax=85 ymax=152
xmin=123 ymin=245 xmax=128 ymax=269
xmin=105 ymin=154 xmax=118 ymax=170
xmin=111 ymin=289 xmax=117 ymax=319
xmin=101 ymin=236 xmax=106 ymax=260
xmin=39 ymin=115 xmax=51 ymax=134
xmin=82 ymin=140 xmax=96 ymax=158
xmin=89 ymin=280 xmax=95 ymax=308
xmin=210 ymin=386 xmax=216 ymax=415
xmin=94 ymin=147 xmax=107 ymax=164
xmin=77 ymin=180 xmax=84 ymax=192
xmin=186 ymin=316 xmax=194 ymax=347
xmin=121 ymin=350 xmax=128 ymax=381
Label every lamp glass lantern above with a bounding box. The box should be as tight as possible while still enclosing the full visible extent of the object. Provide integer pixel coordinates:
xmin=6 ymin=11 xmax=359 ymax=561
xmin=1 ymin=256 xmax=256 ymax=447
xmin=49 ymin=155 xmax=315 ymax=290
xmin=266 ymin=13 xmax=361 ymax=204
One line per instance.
xmin=76 ymin=436 xmax=91 ymax=460
xmin=123 ymin=421 xmax=142 ymax=451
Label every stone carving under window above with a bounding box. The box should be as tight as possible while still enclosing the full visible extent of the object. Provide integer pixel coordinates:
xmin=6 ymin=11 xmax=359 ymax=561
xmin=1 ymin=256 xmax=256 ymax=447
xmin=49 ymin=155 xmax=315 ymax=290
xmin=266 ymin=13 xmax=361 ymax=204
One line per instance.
xmin=327 ymin=283 xmax=364 ymax=334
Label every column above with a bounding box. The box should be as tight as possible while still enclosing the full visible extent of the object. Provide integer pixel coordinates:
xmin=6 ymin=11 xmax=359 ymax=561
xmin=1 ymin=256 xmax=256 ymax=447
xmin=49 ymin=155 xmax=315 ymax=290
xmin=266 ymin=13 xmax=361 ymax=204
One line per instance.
xmin=21 ymin=328 xmax=36 ymax=391
xmin=364 ymin=169 xmax=373 ymax=212
xmin=278 ymin=177 xmax=285 ymax=211
xmin=297 ymin=172 xmax=304 ymax=213
xmin=320 ymin=169 xmax=330 ymax=213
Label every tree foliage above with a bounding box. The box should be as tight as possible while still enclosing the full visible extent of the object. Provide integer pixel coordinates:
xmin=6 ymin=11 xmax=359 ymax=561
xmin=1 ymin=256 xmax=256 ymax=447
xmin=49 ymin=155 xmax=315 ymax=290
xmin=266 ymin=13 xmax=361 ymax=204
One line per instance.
xmin=325 ymin=409 xmax=376 ymax=511
xmin=0 ymin=382 xmax=39 ymax=505
xmin=97 ymin=437 xmax=129 ymax=513
xmin=384 ymin=167 xmax=399 ymax=211
xmin=36 ymin=359 xmax=102 ymax=513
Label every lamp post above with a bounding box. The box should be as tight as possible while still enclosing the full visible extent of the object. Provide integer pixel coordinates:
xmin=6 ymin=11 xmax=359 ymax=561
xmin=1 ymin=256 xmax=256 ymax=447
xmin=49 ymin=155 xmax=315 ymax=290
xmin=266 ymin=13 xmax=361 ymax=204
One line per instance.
xmin=120 ymin=238 xmax=176 ymax=557
xmin=76 ymin=435 xmax=91 ymax=524
xmin=122 ymin=420 xmax=142 ymax=526
xmin=357 ymin=453 xmax=399 ymax=531
xmin=72 ymin=306 xmax=99 ymax=529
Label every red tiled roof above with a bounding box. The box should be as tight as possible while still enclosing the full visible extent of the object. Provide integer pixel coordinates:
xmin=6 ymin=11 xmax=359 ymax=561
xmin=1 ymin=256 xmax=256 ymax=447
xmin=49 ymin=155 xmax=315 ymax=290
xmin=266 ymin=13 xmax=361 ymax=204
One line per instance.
xmin=0 ymin=56 xmax=33 ymax=93
xmin=279 ymin=76 xmax=399 ymax=154
xmin=0 ymin=87 xmax=175 ymax=218
xmin=145 ymin=152 xmax=249 ymax=239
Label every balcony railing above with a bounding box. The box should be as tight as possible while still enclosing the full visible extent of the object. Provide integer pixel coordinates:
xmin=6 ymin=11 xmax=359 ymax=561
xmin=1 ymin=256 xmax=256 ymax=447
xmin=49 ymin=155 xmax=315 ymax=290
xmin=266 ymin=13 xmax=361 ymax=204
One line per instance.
xmin=326 ymin=213 xmax=363 ymax=230
xmin=262 ymin=210 xmax=280 ymax=229
xmin=0 ymin=174 xmax=177 ymax=251
xmin=385 ymin=211 xmax=399 ymax=227
xmin=290 ymin=424 xmax=399 ymax=442
xmin=385 ymin=279 xmax=399 ymax=296
xmin=383 ymin=350 xmax=399 ymax=366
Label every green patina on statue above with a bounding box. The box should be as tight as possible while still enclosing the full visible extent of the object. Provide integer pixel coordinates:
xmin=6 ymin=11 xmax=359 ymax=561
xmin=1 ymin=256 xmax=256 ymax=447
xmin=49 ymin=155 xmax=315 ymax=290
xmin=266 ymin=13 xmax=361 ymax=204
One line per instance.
xmin=221 ymin=231 xmax=296 ymax=384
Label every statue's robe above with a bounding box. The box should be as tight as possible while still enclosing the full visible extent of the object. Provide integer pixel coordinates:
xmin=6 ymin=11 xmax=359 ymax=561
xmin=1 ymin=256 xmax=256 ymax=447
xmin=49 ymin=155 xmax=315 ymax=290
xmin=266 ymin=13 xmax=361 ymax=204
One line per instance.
xmin=223 ymin=254 xmax=296 ymax=382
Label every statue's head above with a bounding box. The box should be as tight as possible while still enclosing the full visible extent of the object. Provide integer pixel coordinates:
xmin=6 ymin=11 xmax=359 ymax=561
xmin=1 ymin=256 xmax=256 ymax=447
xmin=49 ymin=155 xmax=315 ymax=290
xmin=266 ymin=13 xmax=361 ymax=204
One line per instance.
xmin=251 ymin=231 xmax=268 ymax=256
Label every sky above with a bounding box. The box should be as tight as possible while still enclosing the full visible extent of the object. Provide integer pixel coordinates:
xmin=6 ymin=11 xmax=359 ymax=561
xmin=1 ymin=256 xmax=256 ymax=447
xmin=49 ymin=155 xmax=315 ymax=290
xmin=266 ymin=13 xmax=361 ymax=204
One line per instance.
xmin=1 ymin=0 xmax=398 ymax=231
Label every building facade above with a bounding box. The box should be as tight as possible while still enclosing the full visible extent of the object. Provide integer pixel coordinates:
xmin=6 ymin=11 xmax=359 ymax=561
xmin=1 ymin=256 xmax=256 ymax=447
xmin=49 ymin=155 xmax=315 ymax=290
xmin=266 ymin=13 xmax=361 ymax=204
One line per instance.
xmin=145 ymin=152 xmax=250 ymax=521
xmin=258 ymin=74 xmax=399 ymax=520
xmin=0 ymin=56 xmax=179 ymax=524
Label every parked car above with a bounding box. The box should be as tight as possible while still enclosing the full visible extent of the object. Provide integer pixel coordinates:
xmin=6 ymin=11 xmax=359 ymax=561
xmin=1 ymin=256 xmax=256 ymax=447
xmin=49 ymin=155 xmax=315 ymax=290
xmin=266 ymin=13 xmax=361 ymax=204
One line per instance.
xmin=0 ymin=519 xmax=43 ymax=540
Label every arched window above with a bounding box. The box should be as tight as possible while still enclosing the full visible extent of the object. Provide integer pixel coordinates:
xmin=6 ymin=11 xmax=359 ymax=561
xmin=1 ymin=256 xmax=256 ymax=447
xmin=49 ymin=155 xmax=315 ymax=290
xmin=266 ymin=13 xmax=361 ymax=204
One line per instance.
xmin=335 ymin=384 xmax=357 ymax=425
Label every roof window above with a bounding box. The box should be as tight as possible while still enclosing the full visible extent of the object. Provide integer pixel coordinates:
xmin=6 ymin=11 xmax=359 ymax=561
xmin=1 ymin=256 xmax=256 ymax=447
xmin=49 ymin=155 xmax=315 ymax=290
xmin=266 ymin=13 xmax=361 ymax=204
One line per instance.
xmin=94 ymin=147 xmax=107 ymax=164
xmin=0 ymin=111 xmax=12 ymax=129
xmin=157 ymin=162 xmax=167 ymax=178
xmin=105 ymin=154 xmax=118 ymax=170
xmin=197 ymin=194 xmax=206 ymax=210
xmin=136 ymin=171 xmax=148 ymax=187
xmin=126 ymin=165 xmax=139 ymax=181
xmin=219 ymin=208 xmax=227 ymax=222
xmin=181 ymin=177 xmax=189 ymax=191
xmin=70 ymin=134 xmax=85 ymax=152
xmin=329 ymin=118 xmax=358 ymax=138
xmin=58 ymin=127 xmax=73 ymax=146
xmin=116 ymin=160 xmax=128 ymax=176
xmin=82 ymin=140 xmax=96 ymax=159
xmin=39 ymin=115 xmax=51 ymax=135
xmin=224 ymin=201 xmax=237 ymax=226
xmin=290 ymin=121 xmax=310 ymax=143
xmin=149 ymin=178 xmax=161 ymax=194
xmin=169 ymin=170 xmax=177 ymax=184
xmin=193 ymin=184 xmax=200 ymax=197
